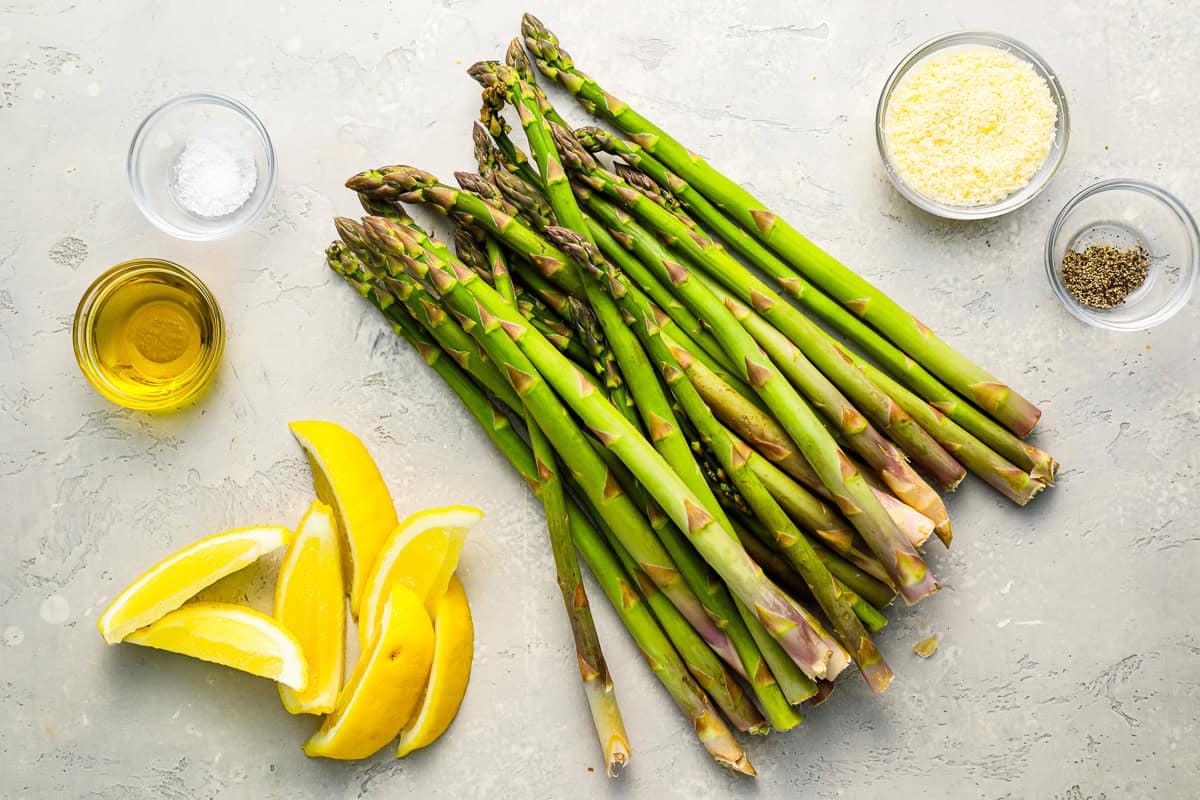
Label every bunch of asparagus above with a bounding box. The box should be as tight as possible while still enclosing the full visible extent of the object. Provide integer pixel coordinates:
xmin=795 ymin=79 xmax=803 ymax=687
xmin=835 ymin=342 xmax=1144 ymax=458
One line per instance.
xmin=326 ymin=13 xmax=1058 ymax=777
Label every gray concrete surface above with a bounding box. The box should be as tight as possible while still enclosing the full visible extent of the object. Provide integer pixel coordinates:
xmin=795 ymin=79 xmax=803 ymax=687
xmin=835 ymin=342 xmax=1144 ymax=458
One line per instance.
xmin=2 ymin=1 xmax=1197 ymax=797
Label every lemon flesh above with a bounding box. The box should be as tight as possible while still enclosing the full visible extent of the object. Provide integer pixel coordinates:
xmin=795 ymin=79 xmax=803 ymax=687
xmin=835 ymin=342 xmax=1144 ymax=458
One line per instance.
xmin=97 ymin=526 xmax=292 ymax=644
xmin=303 ymin=584 xmax=434 ymax=760
xmin=357 ymin=505 xmax=480 ymax=651
xmin=275 ymin=501 xmax=345 ymax=715
xmin=396 ymin=575 xmax=474 ymax=757
xmin=289 ymin=420 xmax=398 ymax=617
xmin=125 ymin=602 xmax=308 ymax=690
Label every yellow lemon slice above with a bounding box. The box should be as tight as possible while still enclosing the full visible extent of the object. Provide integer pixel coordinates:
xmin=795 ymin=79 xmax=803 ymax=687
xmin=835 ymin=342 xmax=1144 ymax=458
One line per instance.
xmin=357 ymin=505 xmax=481 ymax=651
xmin=395 ymin=575 xmax=474 ymax=757
xmin=275 ymin=500 xmax=345 ymax=715
xmin=97 ymin=526 xmax=292 ymax=644
xmin=289 ymin=420 xmax=398 ymax=617
xmin=125 ymin=602 xmax=308 ymax=690
xmin=303 ymin=584 xmax=434 ymax=760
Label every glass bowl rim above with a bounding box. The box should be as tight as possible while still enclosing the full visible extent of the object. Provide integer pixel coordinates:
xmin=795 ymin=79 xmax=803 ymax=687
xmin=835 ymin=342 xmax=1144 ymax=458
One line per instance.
xmin=126 ymin=91 xmax=277 ymax=241
xmin=875 ymin=29 xmax=1070 ymax=220
xmin=72 ymin=258 xmax=226 ymax=410
xmin=1043 ymin=178 xmax=1199 ymax=330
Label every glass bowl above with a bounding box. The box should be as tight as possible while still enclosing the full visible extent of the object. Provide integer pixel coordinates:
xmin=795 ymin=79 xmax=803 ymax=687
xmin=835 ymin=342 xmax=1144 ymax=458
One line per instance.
xmin=876 ymin=31 xmax=1070 ymax=220
xmin=73 ymin=259 xmax=226 ymax=411
xmin=1045 ymin=180 xmax=1197 ymax=330
xmin=128 ymin=93 xmax=276 ymax=240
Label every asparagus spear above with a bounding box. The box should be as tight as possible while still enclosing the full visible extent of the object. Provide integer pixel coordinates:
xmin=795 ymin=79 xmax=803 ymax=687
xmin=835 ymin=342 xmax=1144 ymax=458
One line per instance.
xmin=337 ymin=257 xmax=750 ymax=773
xmin=488 ymin=237 xmax=631 ymax=774
xmin=522 ymin=13 xmax=1043 ymax=438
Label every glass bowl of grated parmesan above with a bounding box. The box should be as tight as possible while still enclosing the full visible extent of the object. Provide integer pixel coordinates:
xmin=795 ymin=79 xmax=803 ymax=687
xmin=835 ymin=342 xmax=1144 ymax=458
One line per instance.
xmin=128 ymin=93 xmax=277 ymax=240
xmin=876 ymin=31 xmax=1069 ymax=220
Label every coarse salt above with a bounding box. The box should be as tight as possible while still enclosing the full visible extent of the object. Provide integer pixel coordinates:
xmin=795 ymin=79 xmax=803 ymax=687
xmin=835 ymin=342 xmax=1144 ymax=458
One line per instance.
xmin=171 ymin=125 xmax=258 ymax=218
xmin=883 ymin=45 xmax=1058 ymax=207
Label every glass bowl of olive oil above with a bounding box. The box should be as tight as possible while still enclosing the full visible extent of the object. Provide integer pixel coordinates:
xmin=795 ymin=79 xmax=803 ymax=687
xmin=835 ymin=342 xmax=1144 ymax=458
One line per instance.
xmin=73 ymin=259 xmax=225 ymax=410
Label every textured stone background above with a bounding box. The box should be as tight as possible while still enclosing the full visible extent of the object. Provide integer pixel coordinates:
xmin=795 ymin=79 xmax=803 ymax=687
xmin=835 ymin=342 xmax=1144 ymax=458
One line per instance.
xmin=2 ymin=1 xmax=1197 ymax=797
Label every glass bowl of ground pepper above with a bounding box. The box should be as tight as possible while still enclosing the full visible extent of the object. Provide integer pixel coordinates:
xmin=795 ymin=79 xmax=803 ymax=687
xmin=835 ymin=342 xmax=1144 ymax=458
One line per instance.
xmin=1046 ymin=179 xmax=1198 ymax=330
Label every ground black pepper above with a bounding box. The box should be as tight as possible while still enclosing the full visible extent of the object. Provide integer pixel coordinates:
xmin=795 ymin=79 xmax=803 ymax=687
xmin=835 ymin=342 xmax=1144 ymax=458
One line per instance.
xmin=1061 ymin=244 xmax=1150 ymax=309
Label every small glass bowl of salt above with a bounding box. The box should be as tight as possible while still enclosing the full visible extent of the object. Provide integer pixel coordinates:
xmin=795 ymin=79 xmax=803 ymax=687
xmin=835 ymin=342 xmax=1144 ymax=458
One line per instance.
xmin=128 ymin=93 xmax=276 ymax=240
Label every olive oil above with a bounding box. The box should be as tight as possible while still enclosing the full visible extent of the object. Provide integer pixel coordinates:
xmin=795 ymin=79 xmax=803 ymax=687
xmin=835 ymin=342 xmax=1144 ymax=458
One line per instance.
xmin=73 ymin=260 xmax=224 ymax=410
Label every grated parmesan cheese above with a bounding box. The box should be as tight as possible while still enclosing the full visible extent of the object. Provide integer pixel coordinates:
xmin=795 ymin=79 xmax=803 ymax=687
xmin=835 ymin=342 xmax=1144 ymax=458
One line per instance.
xmin=883 ymin=45 xmax=1058 ymax=207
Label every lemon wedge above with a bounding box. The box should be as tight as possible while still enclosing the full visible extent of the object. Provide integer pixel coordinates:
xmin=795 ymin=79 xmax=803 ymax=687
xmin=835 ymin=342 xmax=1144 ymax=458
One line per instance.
xmin=357 ymin=505 xmax=480 ymax=651
xmin=275 ymin=501 xmax=345 ymax=715
xmin=395 ymin=575 xmax=474 ymax=757
xmin=97 ymin=526 xmax=292 ymax=644
xmin=125 ymin=602 xmax=308 ymax=690
xmin=289 ymin=421 xmax=398 ymax=617
xmin=303 ymin=584 xmax=434 ymax=760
